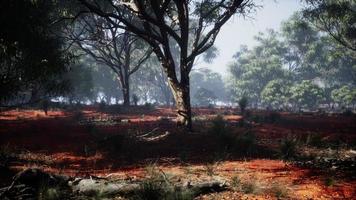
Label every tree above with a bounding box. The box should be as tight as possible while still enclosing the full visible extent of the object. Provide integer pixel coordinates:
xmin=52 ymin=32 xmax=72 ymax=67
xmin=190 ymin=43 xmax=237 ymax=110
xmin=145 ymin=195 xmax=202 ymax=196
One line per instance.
xmin=290 ymin=80 xmax=324 ymax=110
xmin=331 ymin=86 xmax=356 ymax=108
xmin=66 ymin=61 xmax=95 ymax=104
xmin=302 ymin=0 xmax=356 ymax=51
xmin=229 ymin=31 xmax=288 ymax=107
xmin=132 ymin=56 xmax=173 ymax=106
xmin=261 ymin=79 xmax=291 ymax=109
xmin=0 ymin=0 xmax=72 ymax=104
xmin=78 ymin=0 xmax=255 ymax=129
xmin=194 ymin=88 xmax=217 ymax=106
xmin=68 ymin=15 xmax=153 ymax=106
xmin=190 ymin=69 xmax=226 ymax=105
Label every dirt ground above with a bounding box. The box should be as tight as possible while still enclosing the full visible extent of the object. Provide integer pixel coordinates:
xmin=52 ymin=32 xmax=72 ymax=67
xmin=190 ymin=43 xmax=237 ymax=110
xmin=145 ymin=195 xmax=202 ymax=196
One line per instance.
xmin=0 ymin=106 xmax=355 ymax=199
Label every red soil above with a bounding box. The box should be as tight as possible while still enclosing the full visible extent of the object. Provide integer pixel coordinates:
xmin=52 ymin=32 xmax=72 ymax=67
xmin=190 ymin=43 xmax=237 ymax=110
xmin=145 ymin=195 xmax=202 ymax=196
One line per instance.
xmin=0 ymin=107 xmax=355 ymax=199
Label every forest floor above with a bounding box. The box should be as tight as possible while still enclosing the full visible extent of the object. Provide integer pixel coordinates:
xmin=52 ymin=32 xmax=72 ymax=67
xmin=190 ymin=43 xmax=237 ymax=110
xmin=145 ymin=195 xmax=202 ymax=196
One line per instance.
xmin=0 ymin=106 xmax=355 ymax=199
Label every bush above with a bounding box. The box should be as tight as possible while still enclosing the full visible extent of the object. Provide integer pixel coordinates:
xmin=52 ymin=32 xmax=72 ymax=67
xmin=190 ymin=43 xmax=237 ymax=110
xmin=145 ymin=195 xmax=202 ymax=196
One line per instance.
xmin=238 ymin=96 xmax=248 ymax=115
xmin=268 ymin=111 xmax=281 ymax=123
xmin=235 ymin=130 xmax=256 ymax=154
xmin=241 ymin=179 xmax=260 ymax=194
xmin=0 ymin=144 xmax=13 ymax=168
xmin=342 ymin=109 xmax=354 ymax=116
xmin=324 ymin=176 xmax=335 ymax=187
xmin=280 ymin=136 xmax=298 ymax=160
xmin=230 ymin=176 xmax=241 ymax=189
xmin=209 ymin=115 xmax=227 ymax=135
xmin=270 ymin=183 xmax=288 ymax=198
xmin=132 ymin=164 xmax=194 ymax=200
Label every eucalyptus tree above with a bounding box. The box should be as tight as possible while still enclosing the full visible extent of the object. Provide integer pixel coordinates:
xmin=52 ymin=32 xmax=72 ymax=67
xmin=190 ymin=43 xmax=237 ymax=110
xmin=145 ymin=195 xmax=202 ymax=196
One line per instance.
xmin=77 ymin=0 xmax=256 ymax=130
xmin=229 ymin=31 xmax=288 ymax=107
xmin=302 ymin=0 xmax=356 ymax=51
xmin=132 ymin=57 xmax=173 ymax=105
xmin=68 ymin=15 xmax=153 ymax=106
xmin=0 ymin=0 xmax=72 ymax=104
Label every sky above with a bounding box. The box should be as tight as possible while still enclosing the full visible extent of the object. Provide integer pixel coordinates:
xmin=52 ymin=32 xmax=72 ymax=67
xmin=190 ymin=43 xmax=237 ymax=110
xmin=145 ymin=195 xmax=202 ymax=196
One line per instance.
xmin=198 ymin=0 xmax=303 ymax=76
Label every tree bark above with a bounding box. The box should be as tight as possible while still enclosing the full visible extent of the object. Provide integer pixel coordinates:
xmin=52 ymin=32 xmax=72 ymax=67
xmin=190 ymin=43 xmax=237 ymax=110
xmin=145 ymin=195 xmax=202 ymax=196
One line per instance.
xmin=122 ymin=82 xmax=130 ymax=106
xmin=169 ymin=75 xmax=192 ymax=130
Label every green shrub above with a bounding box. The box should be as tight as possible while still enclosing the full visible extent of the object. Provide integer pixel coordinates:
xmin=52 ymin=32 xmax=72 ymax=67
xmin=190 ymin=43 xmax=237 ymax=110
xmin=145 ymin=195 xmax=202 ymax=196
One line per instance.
xmin=230 ymin=176 xmax=241 ymax=189
xmin=241 ymin=180 xmax=259 ymax=194
xmin=235 ymin=131 xmax=256 ymax=154
xmin=238 ymin=96 xmax=248 ymax=115
xmin=268 ymin=111 xmax=281 ymax=123
xmin=325 ymin=177 xmax=335 ymax=187
xmin=280 ymin=136 xmax=298 ymax=160
xmin=270 ymin=183 xmax=288 ymax=198
xmin=0 ymin=144 xmax=13 ymax=168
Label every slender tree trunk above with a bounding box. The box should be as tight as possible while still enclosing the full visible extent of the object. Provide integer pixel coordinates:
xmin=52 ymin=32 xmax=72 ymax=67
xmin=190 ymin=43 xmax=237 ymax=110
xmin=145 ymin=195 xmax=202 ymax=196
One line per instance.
xmin=122 ymin=81 xmax=130 ymax=106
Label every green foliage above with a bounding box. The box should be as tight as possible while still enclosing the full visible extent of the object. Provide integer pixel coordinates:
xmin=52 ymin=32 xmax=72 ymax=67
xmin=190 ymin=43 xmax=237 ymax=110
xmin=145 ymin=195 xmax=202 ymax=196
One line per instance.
xmin=302 ymin=0 xmax=356 ymax=51
xmin=241 ymin=179 xmax=260 ymax=194
xmin=261 ymin=79 xmax=291 ymax=108
xmin=235 ymin=131 xmax=256 ymax=154
xmin=194 ymin=88 xmax=217 ymax=106
xmin=191 ymin=69 xmax=225 ymax=105
xmin=270 ymin=183 xmax=288 ymax=198
xmin=280 ymin=136 xmax=299 ymax=160
xmin=0 ymin=0 xmax=72 ymax=103
xmin=0 ymin=144 xmax=13 ymax=168
xmin=132 ymin=94 xmax=139 ymax=106
xmin=324 ymin=176 xmax=336 ymax=187
xmin=290 ymin=80 xmax=324 ymax=110
xmin=331 ymin=86 xmax=356 ymax=108
xmin=230 ymin=176 xmax=241 ymax=189
xmin=238 ymin=96 xmax=248 ymax=114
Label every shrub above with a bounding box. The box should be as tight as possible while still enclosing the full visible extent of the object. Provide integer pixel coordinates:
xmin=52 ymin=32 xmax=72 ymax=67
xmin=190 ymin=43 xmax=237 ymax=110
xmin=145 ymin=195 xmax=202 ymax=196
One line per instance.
xmin=325 ymin=177 xmax=335 ymax=187
xmin=238 ymin=96 xmax=248 ymax=115
xmin=72 ymin=110 xmax=84 ymax=121
xmin=268 ymin=111 xmax=281 ymax=123
xmin=204 ymin=162 xmax=217 ymax=176
xmin=235 ymin=130 xmax=256 ymax=154
xmin=0 ymin=144 xmax=13 ymax=168
xmin=230 ymin=176 xmax=241 ymax=189
xmin=270 ymin=183 xmax=288 ymax=198
xmin=132 ymin=94 xmax=139 ymax=106
xmin=241 ymin=179 xmax=259 ymax=194
xmin=209 ymin=115 xmax=227 ymax=135
xmin=342 ymin=109 xmax=354 ymax=116
xmin=280 ymin=136 xmax=298 ymax=160
xmin=132 ymin=164 xmax=194 ymax=200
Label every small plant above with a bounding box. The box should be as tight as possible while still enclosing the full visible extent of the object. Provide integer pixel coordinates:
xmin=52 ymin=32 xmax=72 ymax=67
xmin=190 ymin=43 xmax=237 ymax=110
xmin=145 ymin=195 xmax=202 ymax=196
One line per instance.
xmin=132 ymin=94 xmax=139 ymax=106
xmin=325 ymin=177 xmax=335 ymax=187
xmin=72 ymin=110 xmax=84 ymax=121
xmin=280 ymin=135 xmax=298 ymax=160
xmin=230 ymin=176 xmax=241 ymax=189
xmin=0 ymin=144 xmax=13 ymax=168
xmin=270 ymin=183 xmax=288 ymax=198
xmin=209 ymin=115 xmax=226 ymax=135
xmin=238 ymin=96 xmax=248 ymax=115
xmin=235 ymin=130 xmax=256 ymax=154
xmin=268 ymin=111 xmax=281 ymax=123
xmin=342 ymin=109 xmax=354 ymax=116
xmin=132 ymin=164 xmax=194 ymax=200
xmin=241 ymin=179 xmax=259 ymax=194
xmin=308 ymin=133 xmax=325 ymax=148
xmin=204 ymin=162 xmax=216 ymax=176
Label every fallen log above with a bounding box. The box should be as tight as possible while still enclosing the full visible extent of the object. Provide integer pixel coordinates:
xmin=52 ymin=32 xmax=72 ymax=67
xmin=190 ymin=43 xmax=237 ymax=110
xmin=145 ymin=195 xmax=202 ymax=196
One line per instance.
xmin=1 ymin=168 xmax=229 ymax=199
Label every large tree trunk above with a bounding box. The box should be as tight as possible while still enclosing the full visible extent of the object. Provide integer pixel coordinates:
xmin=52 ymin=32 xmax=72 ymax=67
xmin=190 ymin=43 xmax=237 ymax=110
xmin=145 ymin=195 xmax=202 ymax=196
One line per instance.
xmin=169 ymin=75 xmax=192 ymax=130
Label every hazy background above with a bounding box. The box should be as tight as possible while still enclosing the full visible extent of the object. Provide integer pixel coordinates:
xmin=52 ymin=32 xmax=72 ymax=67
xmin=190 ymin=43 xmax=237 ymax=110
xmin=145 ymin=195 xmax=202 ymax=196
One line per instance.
xmin=199 ymin=0 xmax=303 ymax=76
